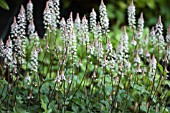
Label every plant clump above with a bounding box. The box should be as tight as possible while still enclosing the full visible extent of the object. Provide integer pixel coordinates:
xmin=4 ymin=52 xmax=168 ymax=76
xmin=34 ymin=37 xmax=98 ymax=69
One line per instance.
xmin=0 ymin=0 xmax=170 ymax=112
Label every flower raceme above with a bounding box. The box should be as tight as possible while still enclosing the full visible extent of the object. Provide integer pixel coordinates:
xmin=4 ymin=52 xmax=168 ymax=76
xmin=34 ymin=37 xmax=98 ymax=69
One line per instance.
xmin=99 ymin=0 xmax=109 ymax=33
xmin=128 ymin=0 xmax=136 ymax=28
xmin=27 ymin=0 xmax=33 ymax=23
xmin=10 ymin=17 xmax=18 ymax=40
xmin=0 ymin=38 xmax=4 ymax=58
xmin=90 ymin=9 xmax=97 ymax=34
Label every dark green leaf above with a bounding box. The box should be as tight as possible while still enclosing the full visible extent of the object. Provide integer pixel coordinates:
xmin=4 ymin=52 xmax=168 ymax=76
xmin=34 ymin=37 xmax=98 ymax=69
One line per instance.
xmin=0 ymin=0 xmax=9 ymax=10
xmin=158 ymin=63 xmax=163 ymax=73
xmin=41 ymin=99 xmax=47 ymax=112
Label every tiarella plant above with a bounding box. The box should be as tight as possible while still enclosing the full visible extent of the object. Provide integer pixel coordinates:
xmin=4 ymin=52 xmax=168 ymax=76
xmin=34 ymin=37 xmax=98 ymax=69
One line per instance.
xmin=0 ymin=0 xmax=170 ymax=113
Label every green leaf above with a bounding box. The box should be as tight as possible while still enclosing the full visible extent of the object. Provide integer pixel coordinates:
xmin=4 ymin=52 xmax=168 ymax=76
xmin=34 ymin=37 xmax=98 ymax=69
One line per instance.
xmin=118 ymin=1 xmax=127 ymax=9
xmin=140 ymin=105 xmax=147 ymax=112
xmin=47 ymin=109 xmax=52 ymax=113
xmin=65 ymin=111 xmax=73 ymax=113
xmin=72 ymin=104 xmax=78 ymax=112
xmin=158 ymin=63 xmax=163 ymax=73
xmin=48 ymin=100 xmax=55 ymax=109
xmin=0 ymin=79 xmax=8 ymax=85
xmin=40 ymin=83 xmax=50 ymax=94
xmin=16 ymin=96 xmax=23 ymax=104
xmin=80 ymin=109 xmax=88 ymax=113
xmin=163 ymin=80 xmax=170 ymax=88
xmin=146 ymin=0 xmax=155 ymax=9
xmin=13 ymin=107 xmax=29 ymax=113
xmin=0 ymin=0 xmax=9 ymax=10
xmin=41 ymin=99 xmax=47 ymax=112
xmin=158 ymin=63 xmax=167 ymax=76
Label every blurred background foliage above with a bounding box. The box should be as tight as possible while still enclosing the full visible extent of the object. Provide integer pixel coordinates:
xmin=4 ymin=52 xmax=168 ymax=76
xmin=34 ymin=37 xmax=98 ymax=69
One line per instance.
xmin=0 ymin=0 xmax=9 ymax=10
xmin=61 ymin=0 xmax=170 ymax=31
xmin=0 ymin=0 xmax=170 ymax=39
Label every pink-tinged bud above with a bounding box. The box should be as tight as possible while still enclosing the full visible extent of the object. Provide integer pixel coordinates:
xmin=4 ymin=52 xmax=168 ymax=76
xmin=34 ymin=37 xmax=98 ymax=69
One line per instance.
xmin=30 ymin=19 xmax=34 ymax=26
xmin=45 ymin=2 xmax=49 ymax=11
xmin=46 ymin=43 xmax=49 ymax=49
xmin=0 ymin=38 xmax=3 ymax=45
xmin=68 ymin=77 xmax=71 ymax=83
xmin=69 ymin=12 xmax=73 ymax=20
xmin=97 ymin=22 xmax=100 ymax=27
xmin=123 ymin=26 xmax=126 ymax=34
xmin=134 ymin=52 xmax=140 ymax=63
xmin=131 ymin=36 xmax=136 ymax=46
xmin=104 ymin=54 xmax=106 ymax=61
xmin=100 ymin=42 xmax=102 ymax=48
xmin=29 ymin=0 xmax=32 ymax=4
xmin=151 ymin=26 xmax=155 ymax=35
xmin=107 ymin=38 xmax=111 ymax=43
xmin=102 ymin=54 xmax=107 ymax=67
xmin=130 ymin=73 xmax=133 ymax=79
xmin=43 ymin=36 xmax=46 ymax=40
xmin=20 ymin=5 xmax=25 ymax=15
xmin=61 ymin=17 xmax=66 ymax=25
xmin=145 ymin=50 xmax=150 ymax=57
xmin=39 ymin=47 xmax=43 ymax=52
xmin=101 ymin=0 xmax=103 ymax=3
xmin=136 ymin=63 xmax=142 ymax=73
xmin=92 ymin=71 xmax=96 ymax=78
xmin=5 ymin=39 xmax=9 ymax=46
xmin=61 ymin=70 xmax=65 ymax=80
xmin=140 ymin=12 xmax=143 ymax=19
xmin=158 ymin=15 xmax=162 ymax=25
xmin=92 ymin=8 xmax=95 ymax=13
xmin=83 ymin=15 xmax=86 ymax=20
xmin=119 ymin=61 xmax=124 ymax=70
xmin=130 ymin=0 xmax=134 ymax=6
xmin=13 ymin=16 xmax=17 ymax=24
xmin=151 ymin=54 xmax=155 ymax=61
xmin=165 ymin=66 xmax=169 ymax=74
xmin=76 ymin=13 xmax=80 ymax=19
xmin=28 ymin=19 xmax=35 ymax=35
xmin=8 ymin=36 xmax=11 ymax=41
xmin=33 ymin=46 xmax=36 ymax=51
xmin=168 ymin=26 xmax=170 ymax=34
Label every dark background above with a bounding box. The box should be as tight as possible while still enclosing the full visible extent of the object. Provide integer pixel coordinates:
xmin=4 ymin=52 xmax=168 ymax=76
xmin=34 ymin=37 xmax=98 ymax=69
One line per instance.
xmin=0 ymin=0 xmax=170 ymax=40
xmin=0 ymin=0 xmax=105 ymax=40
